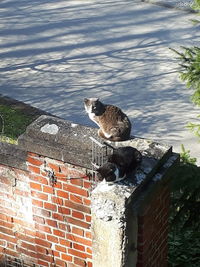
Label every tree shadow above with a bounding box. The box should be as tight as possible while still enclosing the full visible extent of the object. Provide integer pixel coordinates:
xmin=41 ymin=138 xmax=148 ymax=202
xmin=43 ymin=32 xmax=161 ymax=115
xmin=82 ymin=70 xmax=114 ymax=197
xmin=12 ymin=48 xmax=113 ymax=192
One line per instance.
xmin=0 ymin=0 xmax=199 ymax=156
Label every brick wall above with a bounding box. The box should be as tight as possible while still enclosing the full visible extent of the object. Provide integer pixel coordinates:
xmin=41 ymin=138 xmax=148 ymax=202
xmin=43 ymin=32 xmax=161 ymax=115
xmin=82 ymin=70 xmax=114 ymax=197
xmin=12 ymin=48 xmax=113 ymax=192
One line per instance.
xmin=0 ymin=111 xmax=178 ymax=267
xmin=0 ymin=152 xmax=93 ymax=267
xmin=136 ymin=184 xmax=170 ymax=267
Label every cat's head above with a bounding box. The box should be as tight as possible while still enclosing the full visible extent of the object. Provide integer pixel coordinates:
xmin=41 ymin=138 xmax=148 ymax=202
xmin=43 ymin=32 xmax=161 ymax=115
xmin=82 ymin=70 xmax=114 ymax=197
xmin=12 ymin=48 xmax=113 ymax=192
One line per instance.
xmin=96 ymin=162 xmax=123 ymax=183
xmin=84 ymin=98 xmax=102 ymax=115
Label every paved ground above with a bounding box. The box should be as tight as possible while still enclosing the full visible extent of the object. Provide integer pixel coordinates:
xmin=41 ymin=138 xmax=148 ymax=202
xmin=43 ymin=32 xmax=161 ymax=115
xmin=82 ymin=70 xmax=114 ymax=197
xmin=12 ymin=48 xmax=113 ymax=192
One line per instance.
xmin=0 ymin=0 xmax=199 ymax=163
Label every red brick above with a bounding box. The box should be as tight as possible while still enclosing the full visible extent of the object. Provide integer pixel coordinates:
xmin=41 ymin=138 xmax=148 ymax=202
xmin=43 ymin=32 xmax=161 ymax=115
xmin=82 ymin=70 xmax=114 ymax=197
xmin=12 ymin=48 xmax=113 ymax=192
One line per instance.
xmin=36 ymin=252 xmax=52 ymax=263
xmin=55 ymin=245 xmax=66 ymax=253
xmin=21 ymin=241 xmax=36 ymax=252
xmin=86 ymin=247 xmax=92 ymax=254
xmin=55 ymin=259 xmax=65 ymax=267
xmin=83 ymin=181 xmax=91 ymax=189
xmin=52 ymin=213 xmax=64 ymax=221
xmin=47 ymin=234 xmax=58 ymax=243
xmin=53 ymin=229 xmax=65 ymax=238
xmin=58 ymin=222 xmax=67 ymax=231
xmin=58 ymin=206 xmax=71 ymax=215
xmin=67 ymin=234 xmax=92 ymax=247
xmin=31 ymin=190 xmax=48 ymax=201
xmin=0 ymin=219 xmax=13 ymax=229
xmin=83 ymin=198 xmax=91 ymax=206
xmin=68 ymin=248 xmax=89 ymax=259
xmin=48 ymin=162 xmax=61 ymax=173
xmin=0 ymin=233 xmax=16 ymax=244
xmin=63 ymin=184 xmax=88 ymax=197
xmin=25 ymin=229 xmax=36 ymax=237
xmin=72 ymin=211 xmax=84 ymax=220
xmin=85 ymin=231 xmax=92 ymax=240
xmin=43 ymin=185 xmax=54 ymax=194
xmin=86 ymin=215 xmax=91 ymax=223
xmin=72 ymin=227 xmax=84 ymax=237
xmin=59 ymin=238 xmax=72 ymax=248
xmin=88 ymin=262 xmax=93 ymax=267
xmin=32 ymin=207 xmax=51 ymax=218
xmin=70 ymin=178 xmax=83 ymax=187
xmin=32 ymin=199 xmax=43 ymax=208
xmin=52 ymin=195 xmax=63 ymax=205
xmin=67 ymin=217 xmax=90 ymax=229
xmin=30 ymin=175 xmax=48 ymax=185
xmin=44 ymin=202 xmax=57 ymax=211
xmin=65 ymin=200 xmax=91 ymax=214
xmin=35 ymin=238 xmax=51 ymax=248
xmin=46 ymin=219 xmax=58 ymax=228
xmin=57 ymin=190 xmax=69 ymax=199
xmin=35 ymin=231 xmax=46 ymax=239
xmin=73 ymin=243 xmax=85 ymax=252
xmin=74 ymin=257 xmax=87 ymax=266
xmin=70 ymin=194 xmax=83 ymax=204
xmin=33 ymin=215 xmax=45 ymax=224
xmin=53 ymin=181 xmax=62 ymax=189
xmin=38 ymin=260 xmax=49 ymax=267
xmin=28 ymin=165 xmax=40 ymax=174
xmin=0 ymin=226 xmax=13 ymax=236
xmin=0 ymin=214 xmax=13 ymax=223
xmin=30 ymin=182 xmax=42 ymax=191
xmin=27 ymin=156 xmax=43 ymax=166
xmin=35 ymin=223 xmax=52 ymax=234
xmin=61 ymin=254 xmax=73 ymax=262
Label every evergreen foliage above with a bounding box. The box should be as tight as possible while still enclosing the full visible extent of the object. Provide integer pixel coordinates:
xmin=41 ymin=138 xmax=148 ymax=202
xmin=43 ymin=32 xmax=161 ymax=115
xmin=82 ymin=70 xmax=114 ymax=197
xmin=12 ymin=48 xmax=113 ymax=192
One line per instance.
xmin=168 ymin=1 xmax=200 ymax=266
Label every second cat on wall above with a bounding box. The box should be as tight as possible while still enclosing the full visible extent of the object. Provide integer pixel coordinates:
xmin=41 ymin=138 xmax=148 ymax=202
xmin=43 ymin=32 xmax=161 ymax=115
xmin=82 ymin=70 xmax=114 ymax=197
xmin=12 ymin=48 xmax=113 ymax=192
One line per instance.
xmin=84 ymin=98 xmax=132 ymax=141
xmin=96 ymin=146 xmax=142 ymax=183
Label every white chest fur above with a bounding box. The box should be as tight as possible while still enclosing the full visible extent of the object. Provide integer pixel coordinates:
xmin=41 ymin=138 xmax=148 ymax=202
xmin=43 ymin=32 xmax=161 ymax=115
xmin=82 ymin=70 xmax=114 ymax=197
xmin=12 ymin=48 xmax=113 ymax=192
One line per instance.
xmin=88 ymin=112 xmax=100 ymax=127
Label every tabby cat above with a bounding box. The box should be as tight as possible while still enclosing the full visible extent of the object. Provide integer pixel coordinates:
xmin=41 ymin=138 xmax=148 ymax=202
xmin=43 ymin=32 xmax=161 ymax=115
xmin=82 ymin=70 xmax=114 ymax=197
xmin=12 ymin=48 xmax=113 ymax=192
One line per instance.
xmin=84 ymin=98 xmax=131 ymax=141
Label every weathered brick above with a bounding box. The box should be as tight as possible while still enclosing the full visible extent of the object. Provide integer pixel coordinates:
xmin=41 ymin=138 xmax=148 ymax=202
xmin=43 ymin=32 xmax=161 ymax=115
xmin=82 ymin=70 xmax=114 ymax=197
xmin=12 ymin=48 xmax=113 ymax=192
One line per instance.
xmin=30 ymin=174 xmax=48 ymax=185
xmin=68 ymin=248 xmax=90 ymax=259
xmin=47 ymin=234 xmax=58 ymax=243
xmin=55 ymin=245 xmax=66 ymax=253
xmin=61 ymin=254 xmax=73 ymax=262
xmin=43 ymin=185 xmax=54 ymax=194
xmin=46 ymin=218 xmax=58 ymax=228
xmin=33 ymin=215 xmax=45 ymax=224
xmin=59 ymin=238 xmax=72 ymax=248
xmin=27 ymin=156 xmax=43 ymax=166
xmin=72 ymin=211 xmax=85 ymax=220
xmin=31 ymin=190 xmax=48 ymax=201
xmin=67 ymin=234 xmax=92 ymax=247
xmin=32 ymin=199 xmax=43 ymax=208
xmin=30 ymin=182 xmax=42 ymax=191
xmin=67 ymin=217 xmax=90 ymax=230
xmin=63 ymin=184 xmax=88 ymax=197
xmin=73 ymin=243 xmax=85 ymax=252
xmin=70 ymin=194 xmax=83 ymax=204
xmin=58 ymin=206 xmax=71 ymax=215
xmin=74 ymin=257 xmax=87 ymax=267
xmin=53 ymin=229 xmax=65 ymax=238
xmin=72 ymin=227 xmax=84 ymax=237
xmin=35 ymin=223 xmax=52 ymax=234
xmin=21 ymin=241 xmax=36 ymax=252
xmin=44 ymin=202 xmax=57 ymax=211
xmin=65 ymin=200 xmax=91 ymax=214
xmin=57 ymin=190 xmax=69 ymax=199
xmin=35 ymin=238 xmax=51 ymax=248
xmin=28 ymin=165 xmax=40 ymax=174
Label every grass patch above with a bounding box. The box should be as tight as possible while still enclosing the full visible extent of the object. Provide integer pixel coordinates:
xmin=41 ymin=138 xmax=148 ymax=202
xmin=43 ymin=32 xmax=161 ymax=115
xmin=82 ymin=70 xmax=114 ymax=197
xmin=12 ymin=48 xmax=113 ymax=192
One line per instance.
xmin=0 ymin=104 xmax=37 ymax=144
